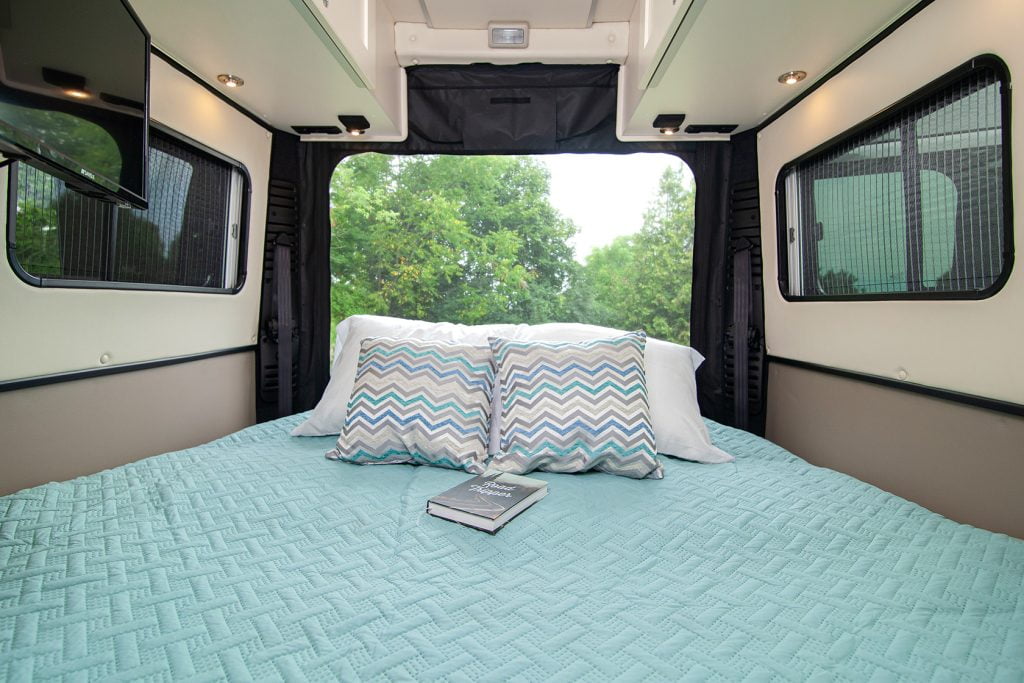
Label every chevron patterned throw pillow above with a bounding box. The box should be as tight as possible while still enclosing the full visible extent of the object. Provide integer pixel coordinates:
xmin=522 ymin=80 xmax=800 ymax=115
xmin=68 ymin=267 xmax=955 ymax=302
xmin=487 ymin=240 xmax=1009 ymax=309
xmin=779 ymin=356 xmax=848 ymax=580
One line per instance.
xmin=327 ymin=337 xmax=495 ymax=474
xmin=488 ymin=332 xmax=664 ymax=479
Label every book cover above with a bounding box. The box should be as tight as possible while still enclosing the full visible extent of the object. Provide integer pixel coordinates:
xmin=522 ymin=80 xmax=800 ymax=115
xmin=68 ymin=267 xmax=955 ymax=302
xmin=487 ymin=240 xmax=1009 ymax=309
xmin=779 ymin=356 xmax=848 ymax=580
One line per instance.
xmin=428 ymin=472 xmax=545 ymax=521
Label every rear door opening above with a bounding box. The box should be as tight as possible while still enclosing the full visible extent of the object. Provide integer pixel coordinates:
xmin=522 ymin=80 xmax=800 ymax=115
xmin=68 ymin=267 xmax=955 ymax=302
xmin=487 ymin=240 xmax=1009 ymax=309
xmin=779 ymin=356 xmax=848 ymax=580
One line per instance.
xmin=329 ymin=152 xmax=694 ymax=355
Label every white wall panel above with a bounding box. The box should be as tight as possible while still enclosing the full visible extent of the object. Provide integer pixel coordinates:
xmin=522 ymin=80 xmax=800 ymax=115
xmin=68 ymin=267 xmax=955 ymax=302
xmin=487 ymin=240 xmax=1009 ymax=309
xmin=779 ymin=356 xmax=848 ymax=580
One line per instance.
xmin=0 ymin=55 xmax=271 ymax=382
xmin=758 ymin=0 xmax=1023 ymax=404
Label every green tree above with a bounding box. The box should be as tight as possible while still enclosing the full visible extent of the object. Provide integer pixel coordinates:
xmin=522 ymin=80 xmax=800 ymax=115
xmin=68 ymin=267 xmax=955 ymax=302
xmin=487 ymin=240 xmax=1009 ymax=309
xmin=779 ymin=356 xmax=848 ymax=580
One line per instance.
xmin=572 ymin=235 xmax=637 ymax=328
xmin=328 ymin=154 xmax=696 ymax=347
xmin=577 ymin=165 xmax=695 ymax=344
xmin=14 ymin=175 xmax=173 ymax=283
xmin=329 ymin=154 xmax=578 ymax=332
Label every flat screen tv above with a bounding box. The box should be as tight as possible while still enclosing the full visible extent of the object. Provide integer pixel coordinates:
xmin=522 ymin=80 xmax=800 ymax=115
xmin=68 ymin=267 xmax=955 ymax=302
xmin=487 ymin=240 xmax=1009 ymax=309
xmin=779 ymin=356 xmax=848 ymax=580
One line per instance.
xmin=0 ymin=0 xmax=150 ymax=208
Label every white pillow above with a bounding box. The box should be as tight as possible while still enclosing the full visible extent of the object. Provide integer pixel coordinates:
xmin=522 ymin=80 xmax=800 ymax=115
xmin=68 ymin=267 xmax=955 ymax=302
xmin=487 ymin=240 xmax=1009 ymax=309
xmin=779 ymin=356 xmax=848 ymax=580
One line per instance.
xmin=517 ymin=323 xmax=733 ymax=464
xmin=294 ymin=316 xmax=734 ymax=464
xmin=291 ymin=315 xmax=526 ymax=438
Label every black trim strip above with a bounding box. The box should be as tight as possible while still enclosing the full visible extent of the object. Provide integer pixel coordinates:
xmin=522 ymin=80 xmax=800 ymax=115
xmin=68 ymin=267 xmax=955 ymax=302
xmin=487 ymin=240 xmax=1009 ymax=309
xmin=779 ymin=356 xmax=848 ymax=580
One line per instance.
xmin=151 ymin=47 xmax=276 ymax=134
xmin=757 ymin=0 xmax=938 ymax=132
xmin=768 ymin=355 xmax=1024 ymax=418
xmin=0 ymin=345 xmax=257 ymax=393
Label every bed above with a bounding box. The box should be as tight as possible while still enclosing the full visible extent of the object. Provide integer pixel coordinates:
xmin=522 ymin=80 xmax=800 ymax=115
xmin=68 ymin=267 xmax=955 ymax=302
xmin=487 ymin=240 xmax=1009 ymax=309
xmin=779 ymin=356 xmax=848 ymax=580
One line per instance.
xmin=1 ymin=413 xmax=1022 ymax=681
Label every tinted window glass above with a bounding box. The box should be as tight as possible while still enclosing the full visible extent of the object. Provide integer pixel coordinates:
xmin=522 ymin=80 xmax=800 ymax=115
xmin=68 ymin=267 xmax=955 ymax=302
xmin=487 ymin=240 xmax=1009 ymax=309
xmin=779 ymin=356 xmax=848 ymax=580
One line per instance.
xmin=781 ymin=61 xmax=1007 ymax=299
xmin=10 ymin=128 xmax=245 ymax=291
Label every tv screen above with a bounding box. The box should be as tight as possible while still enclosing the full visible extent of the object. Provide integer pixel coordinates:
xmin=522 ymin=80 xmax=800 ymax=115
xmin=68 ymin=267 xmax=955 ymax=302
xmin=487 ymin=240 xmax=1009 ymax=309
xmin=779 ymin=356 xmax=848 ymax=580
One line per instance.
xmin=0 ymin=0 xmax=149 ymax=208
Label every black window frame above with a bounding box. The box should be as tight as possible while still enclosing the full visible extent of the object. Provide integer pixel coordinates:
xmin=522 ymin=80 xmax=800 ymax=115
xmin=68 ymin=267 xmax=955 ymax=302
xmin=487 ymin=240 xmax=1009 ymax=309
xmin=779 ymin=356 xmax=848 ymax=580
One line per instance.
xmin=775 ymin=54 xmax=1014 ymax=302
xmin=5 ymin=122 xmax=251 ymax=294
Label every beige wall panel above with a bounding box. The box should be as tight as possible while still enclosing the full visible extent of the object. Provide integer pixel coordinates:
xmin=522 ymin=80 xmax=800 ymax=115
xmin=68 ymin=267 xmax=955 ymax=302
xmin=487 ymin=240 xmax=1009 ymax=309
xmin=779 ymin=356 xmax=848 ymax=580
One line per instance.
xmin=0 ymin=55 xmax=272 ymax=382
xmin=0 ymin=352 xmax=255 ymax=496
xmin=757 ymin=0 xmax=1024 ymax=404
xmin=767 ymin=363 xmax=1024 ymax=539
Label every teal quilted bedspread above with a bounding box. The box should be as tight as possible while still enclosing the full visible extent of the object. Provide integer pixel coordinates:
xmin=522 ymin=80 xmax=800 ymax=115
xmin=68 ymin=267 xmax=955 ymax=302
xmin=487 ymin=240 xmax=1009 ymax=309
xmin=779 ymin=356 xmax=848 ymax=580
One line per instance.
xmin=1 ymin=414 xmax=1022 ymax=681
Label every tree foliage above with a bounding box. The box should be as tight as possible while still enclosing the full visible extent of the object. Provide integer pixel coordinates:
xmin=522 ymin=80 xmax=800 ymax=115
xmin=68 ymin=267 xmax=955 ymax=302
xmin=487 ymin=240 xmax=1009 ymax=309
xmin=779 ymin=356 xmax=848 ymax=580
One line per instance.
xmin=576 ymin=165 xmax=695 ymax=344
xmin=329 ymin=154 xmax=696 ymax=345
xmin=329 ymin=154 xmax=576 ymax=328
xmin=14 ymin=173 xmax=186 ymax=284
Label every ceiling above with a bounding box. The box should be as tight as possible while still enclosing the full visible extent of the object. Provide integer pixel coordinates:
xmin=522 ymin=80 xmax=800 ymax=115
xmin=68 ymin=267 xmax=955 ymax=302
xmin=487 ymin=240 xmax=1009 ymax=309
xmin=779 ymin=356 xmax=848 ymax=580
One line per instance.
xmin=129 ymin=0 xmax=399 ymax=135
xmin=383 ymin=0 xmax=638 ymax=28
xmin=621 ymin=0 xmax=922 ymax=137
xmin=127 ymin=0 xmax=927 ymax=140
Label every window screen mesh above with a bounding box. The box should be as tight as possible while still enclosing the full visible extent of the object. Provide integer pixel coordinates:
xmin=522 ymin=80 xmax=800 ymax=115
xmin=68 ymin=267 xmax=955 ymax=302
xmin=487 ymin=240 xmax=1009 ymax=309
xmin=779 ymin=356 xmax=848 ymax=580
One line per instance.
xmin=11 ymin=130 xmax=241 ymax=290
xmin=782 ymin=62 xmax=1007 ymax=298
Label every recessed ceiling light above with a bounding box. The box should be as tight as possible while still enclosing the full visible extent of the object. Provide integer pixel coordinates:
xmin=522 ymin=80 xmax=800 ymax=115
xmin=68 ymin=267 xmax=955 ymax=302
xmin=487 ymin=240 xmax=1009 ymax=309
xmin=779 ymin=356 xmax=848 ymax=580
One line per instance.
xmin=778 ymin=70 xmax=807 ymax=85
xmin=217 ymin=74 xmax=244 ymax=88
xmin=659 ymin=127 xmax=679 ymax=135
xmin=64 ymin=88 xmax=91 ymax=99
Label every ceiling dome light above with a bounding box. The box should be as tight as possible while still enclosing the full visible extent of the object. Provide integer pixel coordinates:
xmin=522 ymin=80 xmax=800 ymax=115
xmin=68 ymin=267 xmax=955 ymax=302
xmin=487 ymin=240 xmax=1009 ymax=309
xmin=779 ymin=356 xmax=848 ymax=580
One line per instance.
xmin=217 ymin=74 xmax=244 ymax=88
xmin=64 ymin=88 xmax=91 ymax=99
xmin=659 ymin=126 xmax=679 ymax=135
xmin=778 ymin=70 xmax=807 ymax=85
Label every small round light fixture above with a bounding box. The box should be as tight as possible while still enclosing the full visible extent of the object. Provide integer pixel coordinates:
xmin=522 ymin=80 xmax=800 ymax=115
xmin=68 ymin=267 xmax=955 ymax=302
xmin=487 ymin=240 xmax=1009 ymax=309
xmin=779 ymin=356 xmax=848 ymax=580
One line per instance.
xmin=64 ymin=88 xmax=91 ymax=99
xmin=659 ymin=126 xmax=680 ymax=135
xmin=346 ymin=127 xmax=364 ymax=136
xmin=778 ymin=70 xmax=807 ymax=85
xmin=217 ymin=74 xmax=245 ymax=88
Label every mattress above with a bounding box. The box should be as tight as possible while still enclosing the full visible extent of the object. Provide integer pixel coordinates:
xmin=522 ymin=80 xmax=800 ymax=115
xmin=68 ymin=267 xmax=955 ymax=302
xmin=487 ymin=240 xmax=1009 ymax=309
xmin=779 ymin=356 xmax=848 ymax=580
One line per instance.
xmin=1 ymin=414 xmax=1022 ymax=681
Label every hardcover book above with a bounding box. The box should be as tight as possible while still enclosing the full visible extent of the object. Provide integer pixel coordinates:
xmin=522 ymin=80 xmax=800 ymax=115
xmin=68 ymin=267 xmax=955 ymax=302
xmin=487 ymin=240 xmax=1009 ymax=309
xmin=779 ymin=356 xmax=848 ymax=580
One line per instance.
xmin=427 ymin=471 xmax=548 ymax=533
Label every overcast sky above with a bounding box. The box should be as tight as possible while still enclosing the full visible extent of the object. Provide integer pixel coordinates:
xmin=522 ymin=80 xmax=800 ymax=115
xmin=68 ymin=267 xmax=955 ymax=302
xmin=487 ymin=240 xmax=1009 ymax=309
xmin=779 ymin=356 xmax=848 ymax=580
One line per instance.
xmin=540 ymin=153 xmax=691 ymax=263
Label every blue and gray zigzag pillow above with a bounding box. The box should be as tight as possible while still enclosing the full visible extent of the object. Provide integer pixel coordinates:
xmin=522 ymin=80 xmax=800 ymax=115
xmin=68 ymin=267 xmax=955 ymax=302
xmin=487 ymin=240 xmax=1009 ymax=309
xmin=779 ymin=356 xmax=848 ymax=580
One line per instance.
xmin=328 ymin=337 xmax=495 ymax=474
xmin=328 ymin=333 xmax=662 ymax=480
xmin=488 ymin=332 xmax=663 ymax=479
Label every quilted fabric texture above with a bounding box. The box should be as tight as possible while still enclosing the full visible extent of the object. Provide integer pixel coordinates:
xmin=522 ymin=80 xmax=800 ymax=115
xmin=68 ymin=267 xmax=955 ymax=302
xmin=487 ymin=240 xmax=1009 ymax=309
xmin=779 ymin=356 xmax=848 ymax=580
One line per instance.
xmin=1 ymin=414 xmax=1023 ymax=681
xmin=327 ymin=337 xmax=495 ymax=474
xmin=489 ymin=333 xmax=663 ymax=479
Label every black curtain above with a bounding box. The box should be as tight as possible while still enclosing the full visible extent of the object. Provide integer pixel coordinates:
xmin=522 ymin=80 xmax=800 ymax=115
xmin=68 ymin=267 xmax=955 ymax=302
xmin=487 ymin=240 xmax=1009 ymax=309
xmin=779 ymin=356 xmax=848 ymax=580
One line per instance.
xmin=690 ymin=142 xmax=732 ymax=424
xmin=294 ymin=144 xmax=335 ymax=412
xmin=259 ymin=63 xmax=763 ymax=432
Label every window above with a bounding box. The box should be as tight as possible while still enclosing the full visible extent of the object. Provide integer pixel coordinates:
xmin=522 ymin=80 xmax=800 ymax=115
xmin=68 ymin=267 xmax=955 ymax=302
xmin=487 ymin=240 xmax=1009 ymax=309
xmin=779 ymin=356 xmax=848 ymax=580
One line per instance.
xmin=8 ymin=127 xmax=248 ymax=292
xmin=778 ymin=57 xmax=1011 ymax=300
xmin=329 ymin=153 xmax=694 ymax=354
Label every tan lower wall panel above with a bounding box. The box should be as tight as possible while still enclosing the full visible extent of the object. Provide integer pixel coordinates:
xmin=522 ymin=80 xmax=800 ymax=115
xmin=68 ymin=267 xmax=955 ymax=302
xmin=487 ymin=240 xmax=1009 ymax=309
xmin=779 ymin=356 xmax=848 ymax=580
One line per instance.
xmin=0 ymin=352 xmax=256 ymax=496
xmin=766 ymin=363 xmax=1024 ymax=539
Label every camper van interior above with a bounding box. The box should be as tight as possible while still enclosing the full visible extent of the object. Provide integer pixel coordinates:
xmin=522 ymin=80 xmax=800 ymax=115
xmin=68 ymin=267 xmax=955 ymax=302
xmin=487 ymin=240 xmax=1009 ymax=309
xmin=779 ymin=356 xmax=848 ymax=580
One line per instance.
xmin=1 ymin=0 xmax=1022 ymax=679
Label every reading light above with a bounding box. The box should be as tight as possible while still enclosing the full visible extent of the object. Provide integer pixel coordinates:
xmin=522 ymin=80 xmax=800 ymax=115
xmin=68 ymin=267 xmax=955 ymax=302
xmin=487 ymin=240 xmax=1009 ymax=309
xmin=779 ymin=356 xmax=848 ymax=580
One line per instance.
xmin=217 ymin=74 xmax=245 ymax=88
xmin=778 ymin=70 xmax=807 ymax=85
xmin=652 ymin=113 xmax=685 ymax=135
xmin=42 ymin=67 xmax=90 ymax=98
xmin=338 ymin=114 xmax=371 ymax=136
